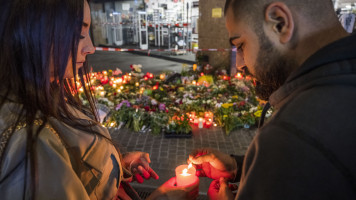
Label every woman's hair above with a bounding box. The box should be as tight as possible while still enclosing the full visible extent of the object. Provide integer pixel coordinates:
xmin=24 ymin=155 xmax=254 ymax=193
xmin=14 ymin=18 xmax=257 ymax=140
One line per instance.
xmin=0 ymin=0 xmax=101 ymax=198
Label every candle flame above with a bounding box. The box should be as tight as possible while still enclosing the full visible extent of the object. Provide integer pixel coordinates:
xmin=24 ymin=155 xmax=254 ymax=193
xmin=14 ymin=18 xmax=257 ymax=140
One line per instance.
xmin=188 ymin=163 xmax=192 ymax=169
xmin=181 ymin=168 xmax=191 ymax=176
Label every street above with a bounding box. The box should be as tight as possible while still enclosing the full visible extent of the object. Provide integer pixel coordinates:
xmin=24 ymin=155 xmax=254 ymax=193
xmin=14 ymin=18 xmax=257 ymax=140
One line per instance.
xmin=87 ymin=51 xmax=192 ymax=74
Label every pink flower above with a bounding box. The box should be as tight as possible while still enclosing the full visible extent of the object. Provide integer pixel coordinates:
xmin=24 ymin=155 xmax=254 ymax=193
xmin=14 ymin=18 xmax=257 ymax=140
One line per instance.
xmin=159 ymin=103 xmax=166 ymax=111
xmin=116 ymin=100 xmax=131 ymax=110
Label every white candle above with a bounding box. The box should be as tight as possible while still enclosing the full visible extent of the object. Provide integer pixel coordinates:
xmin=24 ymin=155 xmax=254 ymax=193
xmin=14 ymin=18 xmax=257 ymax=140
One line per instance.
xmin=175 ymin=164 xmax=199 ymax=187
xmin=198 ymin=118 xmax=204 ymax=129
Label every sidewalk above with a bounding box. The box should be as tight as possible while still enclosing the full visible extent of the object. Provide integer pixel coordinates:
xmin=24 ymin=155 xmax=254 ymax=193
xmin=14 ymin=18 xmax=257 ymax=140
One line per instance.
xmin=110 ymin=126 xmax=256 ymax=198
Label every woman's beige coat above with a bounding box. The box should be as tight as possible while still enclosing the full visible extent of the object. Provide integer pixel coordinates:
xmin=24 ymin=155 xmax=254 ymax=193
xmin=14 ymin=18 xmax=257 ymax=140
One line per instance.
xmin=0 ymin=101 xmax=123 ymax=199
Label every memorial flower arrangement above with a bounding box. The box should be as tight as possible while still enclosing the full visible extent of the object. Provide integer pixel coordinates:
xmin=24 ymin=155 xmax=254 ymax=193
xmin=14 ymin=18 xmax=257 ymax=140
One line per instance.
xmin=79 ymin=64 xmax=271 ymax=135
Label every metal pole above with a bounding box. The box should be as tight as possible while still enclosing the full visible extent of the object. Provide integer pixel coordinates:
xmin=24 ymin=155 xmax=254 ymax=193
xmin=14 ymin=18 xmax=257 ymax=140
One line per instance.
xmin=187 ymin=1 xmax=189 ymax=53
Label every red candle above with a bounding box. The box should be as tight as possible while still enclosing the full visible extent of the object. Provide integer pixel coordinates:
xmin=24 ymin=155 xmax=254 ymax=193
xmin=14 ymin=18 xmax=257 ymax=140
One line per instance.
xmin=235 ymin=73 xmax=243 ymax=80
xmin=205 ymin=120 xmax=213 ymax=128
xmin=193 ymin=117 xmax=199 ymax=126
xmin=175 ymin=164 xmax=199 ymax=187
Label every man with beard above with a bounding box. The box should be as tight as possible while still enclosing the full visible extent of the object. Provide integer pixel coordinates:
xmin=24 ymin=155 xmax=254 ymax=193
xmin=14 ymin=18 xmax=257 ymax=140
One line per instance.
xmin=188 ymin=0 xmax=356 ymax=199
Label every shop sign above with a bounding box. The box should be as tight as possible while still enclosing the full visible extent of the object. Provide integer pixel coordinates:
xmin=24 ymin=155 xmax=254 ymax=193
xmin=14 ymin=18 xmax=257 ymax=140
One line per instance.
xmin=212 ymin=8 xmax=222 ymax=18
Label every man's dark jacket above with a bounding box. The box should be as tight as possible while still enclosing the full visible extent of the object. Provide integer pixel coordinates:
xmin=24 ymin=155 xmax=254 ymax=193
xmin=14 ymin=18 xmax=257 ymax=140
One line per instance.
xmin=235 ymin=34 xmax=356 ymax=199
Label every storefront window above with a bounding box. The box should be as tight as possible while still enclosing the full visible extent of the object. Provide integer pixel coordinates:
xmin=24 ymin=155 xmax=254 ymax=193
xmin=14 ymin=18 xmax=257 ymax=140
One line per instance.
xmin=90 ymin=0 xmax=199 ymax=52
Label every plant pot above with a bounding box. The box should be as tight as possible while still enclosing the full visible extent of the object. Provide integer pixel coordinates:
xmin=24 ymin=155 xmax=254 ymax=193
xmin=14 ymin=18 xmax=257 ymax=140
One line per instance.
xmin=164 ymin=131 xmax=193 ymax=138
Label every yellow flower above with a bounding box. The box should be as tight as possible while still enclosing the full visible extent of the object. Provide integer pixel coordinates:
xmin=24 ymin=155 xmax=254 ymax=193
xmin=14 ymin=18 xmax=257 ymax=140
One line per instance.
xmin=178 ymin=87 xmax=185 ymax=92
xmin=223 ymin=115 xmax=228 ymax=118
xmin=254 ymin=110 xmax=262 ymax=118
xmin=232 ymin=96 xmax=239 ymax=99
xmin=222 ymin=103 xmax=234 ymax=109
xmin=198 ymin=75 xmax=214 ymax=85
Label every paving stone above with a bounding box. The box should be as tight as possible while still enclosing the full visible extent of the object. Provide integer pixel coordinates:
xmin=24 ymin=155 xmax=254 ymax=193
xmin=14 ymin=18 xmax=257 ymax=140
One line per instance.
xmin=110 ymin=127 xmax=256 ymax=193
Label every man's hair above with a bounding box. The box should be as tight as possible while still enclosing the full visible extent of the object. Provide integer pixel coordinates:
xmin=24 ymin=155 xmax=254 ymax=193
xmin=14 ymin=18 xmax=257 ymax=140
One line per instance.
xmin=224 ymin=0 xmax=336 ymax=27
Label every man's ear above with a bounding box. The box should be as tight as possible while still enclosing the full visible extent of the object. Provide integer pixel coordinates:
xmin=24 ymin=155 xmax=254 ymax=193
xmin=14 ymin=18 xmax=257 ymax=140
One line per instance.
xmin=264 ymin=2 xmax=294 ymax=44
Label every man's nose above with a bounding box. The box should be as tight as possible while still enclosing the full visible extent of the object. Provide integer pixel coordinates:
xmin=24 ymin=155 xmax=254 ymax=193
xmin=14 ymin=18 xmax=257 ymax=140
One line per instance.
xmin=236 ymin=53 xmax=245 ymax=71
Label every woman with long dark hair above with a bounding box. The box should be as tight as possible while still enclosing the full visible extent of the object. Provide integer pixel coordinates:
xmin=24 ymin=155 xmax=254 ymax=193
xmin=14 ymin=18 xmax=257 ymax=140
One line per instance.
xmin=0 ymin=0 xmax=198 ymax=199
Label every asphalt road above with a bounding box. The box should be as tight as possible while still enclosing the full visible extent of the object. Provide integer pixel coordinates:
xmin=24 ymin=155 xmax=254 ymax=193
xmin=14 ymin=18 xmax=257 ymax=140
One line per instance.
xmin=87 ymin=51 xmax=191 ymax=74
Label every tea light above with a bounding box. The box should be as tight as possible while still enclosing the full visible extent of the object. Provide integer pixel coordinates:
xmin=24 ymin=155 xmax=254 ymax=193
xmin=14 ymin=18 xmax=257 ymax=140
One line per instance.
xmin=175 ymin=164 xmax=199 ymax=187
xmin=112 ymin=84 xmax=117 ymax=88
xmin=135 ymin=82 xmax=140 ymax=87
xmin=192 ymin=81 xmax=197 ymax=85
xmin=160 ymin=74 xmax=166 ymax=80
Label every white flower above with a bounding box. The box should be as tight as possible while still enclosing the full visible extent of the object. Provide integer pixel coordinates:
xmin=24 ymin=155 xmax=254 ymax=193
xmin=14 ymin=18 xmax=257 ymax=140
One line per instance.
xmin=133 ymin=64 xmax=142 ymax=72
xmin=151 ymin=99 xmax=158 ymax=105
xmin=216 ymin=103 xmax=222 ymax=108
xmin=266 ymin=110 xmax=273 ymax=118
xmin=186 ymin=99 xmax=193 ymax=104
xmin=249 ymin=107 xmax=258 ymax=113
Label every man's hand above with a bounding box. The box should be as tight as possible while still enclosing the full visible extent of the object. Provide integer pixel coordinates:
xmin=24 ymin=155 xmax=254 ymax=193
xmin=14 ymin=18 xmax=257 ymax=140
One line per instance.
xmin=188 ymin=148 xmax=237 ymax=180
xmin=122 ymin=151 xmax=159 ymax=183
xmin=147 ymin=177 xmax=199 ymax=200
xmin=208 ymin=178 xmax=237 ymax=200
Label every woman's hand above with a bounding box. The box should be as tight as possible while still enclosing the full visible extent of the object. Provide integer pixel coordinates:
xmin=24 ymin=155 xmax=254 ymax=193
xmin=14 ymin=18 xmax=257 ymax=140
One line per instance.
xmin=147 ymin=177 xmax=199 ymax=200
xmin=122 ymin=151 xmax=159 ymax=183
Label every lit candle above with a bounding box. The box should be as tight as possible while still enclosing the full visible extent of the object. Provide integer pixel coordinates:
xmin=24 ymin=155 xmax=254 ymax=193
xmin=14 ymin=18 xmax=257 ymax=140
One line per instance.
xmin=175 ymin=164 xmax=199 ymax=187
xmin=135 ymin=82 xmax=140 ymax=87
xmin=205 ymin=119 xmax=213 ymax=128
xmin=192 ymin=81 xmax=197 ymax=85
xmin=194 ymin=117 xmax=199 ymax=126
xmin=113 ymin=84 xmax=117 ymax=88
xmin=160 ymin=74 xmax=166 ymax=80
xmin=198 ymin=118 xmax=204 ymax=129
xmin=236 ymin=73 xmax=243 ymax=80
